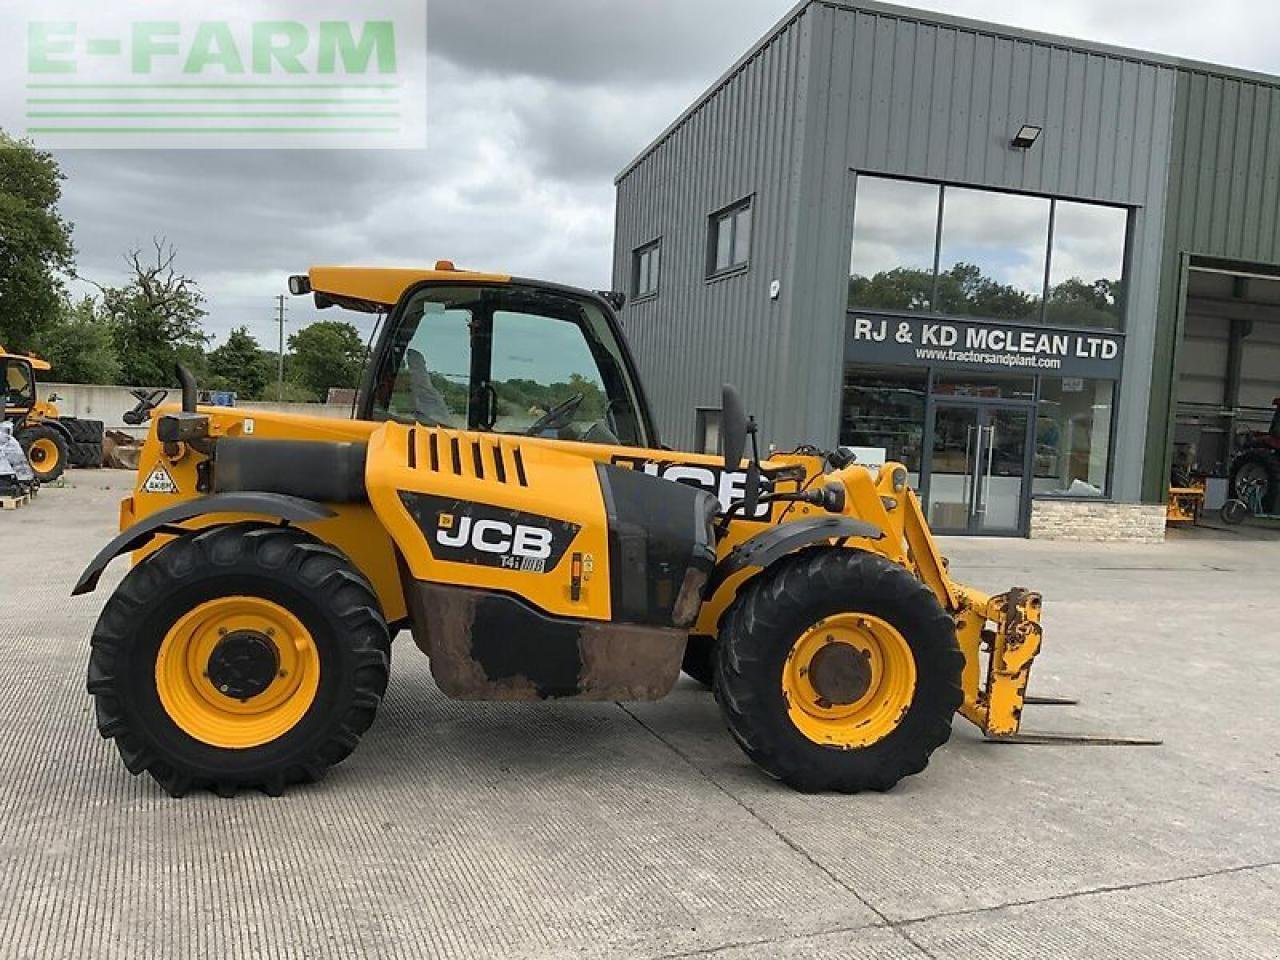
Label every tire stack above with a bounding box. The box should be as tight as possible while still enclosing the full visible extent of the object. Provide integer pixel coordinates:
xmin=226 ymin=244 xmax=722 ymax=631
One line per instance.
xmin=60 ymin=417 xmax=105 ymax=469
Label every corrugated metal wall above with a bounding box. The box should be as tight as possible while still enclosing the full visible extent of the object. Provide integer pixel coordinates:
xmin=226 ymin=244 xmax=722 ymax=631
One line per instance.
xmin=791 ymin=2 xmax=1178 ymax=500
xmin=1144 ymin=72 xmax=1280 ymax=499
xmin=612 ymin=7 xmax=813 ymax=451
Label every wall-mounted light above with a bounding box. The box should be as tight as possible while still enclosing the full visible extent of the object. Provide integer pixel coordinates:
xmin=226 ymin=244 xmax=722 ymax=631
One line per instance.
xmin=1011 ymin=124 xmax=1042 ymax=150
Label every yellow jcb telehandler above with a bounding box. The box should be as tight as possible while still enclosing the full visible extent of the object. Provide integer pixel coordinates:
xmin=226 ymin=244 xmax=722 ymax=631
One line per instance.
xmin=74 ymin=264 xmax=1061 ymax=798
xmin=0 ymin=346 xmax=105 ymax=481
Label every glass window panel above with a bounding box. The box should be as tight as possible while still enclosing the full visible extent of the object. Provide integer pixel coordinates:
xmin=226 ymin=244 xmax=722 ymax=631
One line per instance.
xmin=714 ymin=214 xmax=733 ymax=271
xmin=931 ymin=373 xmax=1035 ymax=401
xmin=839 ymin=365 xmax=927 ymax=481
xmin=733 ymin=205 xmax=752 ymax=265
xmin=1046 ymin=201 xmax=1128 ymax=329
xmin=1034 ymin=377 xmax=1114 ymax=497
xmin=380 ymin=303 xmax=473 ymax=427
xmin=937 ymin=187 xmax=1050 ymax=321
xmin=849 ymin=176 xmax=941 ymax=312
xmin=490 ymin=310 xmax=612 ymax=438
xmin=635 ymin=245 xmax=658 ymax=297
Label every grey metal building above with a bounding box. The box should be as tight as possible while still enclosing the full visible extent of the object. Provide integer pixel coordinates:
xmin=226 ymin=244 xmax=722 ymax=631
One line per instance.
xmin=612 ymin=0 xmax=1280 ymax=536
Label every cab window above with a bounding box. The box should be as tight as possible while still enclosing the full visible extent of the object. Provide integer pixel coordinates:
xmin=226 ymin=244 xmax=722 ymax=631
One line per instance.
xmin=489 ymin=309 xmax=612 ymax=439
xmin=379 ymin=299 xmax=472 ymax=428
xmin=369 ymin=284 xmax=649 ymax=447
xmin=4 ymin=360 xmax=35 ymax=408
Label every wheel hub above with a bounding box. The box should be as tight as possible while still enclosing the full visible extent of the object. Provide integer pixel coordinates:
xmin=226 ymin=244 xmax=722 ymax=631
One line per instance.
xmin=207 ymin=631 xmax=280 ymax=701
xmin=808 ymin=640 xmax=872 ymax=706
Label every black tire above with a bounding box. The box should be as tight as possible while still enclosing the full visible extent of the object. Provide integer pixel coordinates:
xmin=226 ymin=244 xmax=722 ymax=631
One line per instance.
xmin=714 ymin=548 xmax=963 ymax=793
xmin=60 ymin=417 xmax=105 ymax=443
xmin=1221 ymin=499 xmax=1250 ymax=526
xmin=18 ymin=424 xmax=68 ymax=482
xmin=1229 ymin=451 xmax=1280 ymax=514
xmin=87 ymin=523 xmax=391 ymax=797
xmin=682 ymin=634 xmax=716 ymax=688
xmin=68 ymin=440 xmax=103 ymax=468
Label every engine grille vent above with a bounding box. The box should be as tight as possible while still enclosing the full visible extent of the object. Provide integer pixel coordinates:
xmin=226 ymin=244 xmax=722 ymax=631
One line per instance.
xmin=406 ymin=428 xmax=528 ymax=486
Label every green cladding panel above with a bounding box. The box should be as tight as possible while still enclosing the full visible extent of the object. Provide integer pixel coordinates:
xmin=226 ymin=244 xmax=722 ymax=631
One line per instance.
xmin=1145 ymin=72 xmax=1280 ymax=500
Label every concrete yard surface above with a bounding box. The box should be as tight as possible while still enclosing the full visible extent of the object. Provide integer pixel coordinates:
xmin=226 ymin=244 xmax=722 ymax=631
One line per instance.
xmin=0 ymin=470 xmax=1276 ymax=959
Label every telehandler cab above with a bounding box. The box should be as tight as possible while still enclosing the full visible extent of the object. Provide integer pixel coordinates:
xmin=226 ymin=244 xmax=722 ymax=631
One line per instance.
xmin=75 ymin=263 xmax=1051 ymax=798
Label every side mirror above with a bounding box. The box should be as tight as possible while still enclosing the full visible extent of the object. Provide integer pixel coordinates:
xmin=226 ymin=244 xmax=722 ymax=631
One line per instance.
xmin=721 ymin=383 xmax=747 ymax=471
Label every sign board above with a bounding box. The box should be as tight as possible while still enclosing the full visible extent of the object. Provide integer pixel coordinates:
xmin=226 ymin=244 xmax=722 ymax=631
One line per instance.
xmin=846 ymin=313 xmax=1125 ymax=381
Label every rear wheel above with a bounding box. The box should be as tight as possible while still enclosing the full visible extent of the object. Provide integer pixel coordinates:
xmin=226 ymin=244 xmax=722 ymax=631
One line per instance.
xmin=19 ymin=424 xmax=67 ymax=482
xmin=1229 ymin=451 xmax=1279 ymax=513
xmin=715 ymin=548 xmax=963 ymax=793
xmin=1221 ymin=499 xmax=1251 ymax=525
xmin=87 ymin=523 xmax=391 ymax=797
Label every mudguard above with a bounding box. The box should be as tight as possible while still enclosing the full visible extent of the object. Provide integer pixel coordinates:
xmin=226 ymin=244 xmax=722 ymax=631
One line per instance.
xmin=71 ymin=492 xmax=335 ymax=596
xmin=18 ymin=416 xmax=72 ymax=443
xmin=705 ymin=515 xmax=883 ymax=597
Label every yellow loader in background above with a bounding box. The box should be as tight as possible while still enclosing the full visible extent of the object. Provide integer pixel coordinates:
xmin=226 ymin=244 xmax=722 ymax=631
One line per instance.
xmin=73 ymin=264 xmax=1125 ymax=799
xmin=2 ymin=346 xmax=70 ymax=482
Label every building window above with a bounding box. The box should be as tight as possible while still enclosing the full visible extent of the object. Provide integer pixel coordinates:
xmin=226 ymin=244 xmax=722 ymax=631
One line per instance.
xmin=839 ymin=365 xmax=927 ymax=482
xmin=937 ymin=187 xmax=1050 ymax=322
xmin=848 ymin=175 xmax=1128 ymax=330
xmin=633 ymin=241 xmax=661 ymax=299
xmin=849 ymin=178 xmax=941 ymax=312
xmin=709 ymin=198 xmax=752 ymax=276
xmin=1034 ymin=377 xmax=1115 ymax=497
xmin=696 ymin=408 xmax=722 ymax=454
xmin=1046 ymin=201 xmax=1128 ymax=329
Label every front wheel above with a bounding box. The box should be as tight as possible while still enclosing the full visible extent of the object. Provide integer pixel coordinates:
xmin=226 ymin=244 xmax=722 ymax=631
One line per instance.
xmin=87 ymin=523 xmax=391 ymax=797
xmin=19 ymin=424 xmax=68 ymax=482
xmin=715 ymin=548 xmax=963 ymax=793
xmin=1221 ymin=499 xmax=1251 ymax=525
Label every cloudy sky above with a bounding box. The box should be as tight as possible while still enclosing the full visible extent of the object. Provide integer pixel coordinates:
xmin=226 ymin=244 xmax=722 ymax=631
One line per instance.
xmin=22 ymin=0 xmax=1280 ymax=348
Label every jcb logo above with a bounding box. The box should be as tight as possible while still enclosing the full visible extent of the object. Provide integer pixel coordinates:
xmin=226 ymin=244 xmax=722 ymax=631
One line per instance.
xmin=402 ymin=492 xmax=579 ymax=575
xmin=436 ymin=516 xmax=554 ymax=560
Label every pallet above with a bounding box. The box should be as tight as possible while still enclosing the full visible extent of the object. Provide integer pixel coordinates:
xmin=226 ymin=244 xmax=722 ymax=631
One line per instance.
xmin=0 ymin=494 xmax=30 ymax=510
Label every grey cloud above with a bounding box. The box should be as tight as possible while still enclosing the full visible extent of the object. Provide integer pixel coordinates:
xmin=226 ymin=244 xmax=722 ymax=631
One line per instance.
xmin=39 ymin=0 xmax=1280 ymax=355
xmin=427 ymin=0 xmax=791 ymax=85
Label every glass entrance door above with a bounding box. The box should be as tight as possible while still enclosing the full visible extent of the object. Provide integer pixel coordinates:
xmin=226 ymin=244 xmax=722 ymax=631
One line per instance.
xmin=926 ymin=403 xmax=1032 ymax=535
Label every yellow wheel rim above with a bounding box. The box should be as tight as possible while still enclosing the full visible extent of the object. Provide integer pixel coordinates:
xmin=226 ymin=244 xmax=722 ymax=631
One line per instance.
xmin=782 ymin=613 xmax=917 ymax=749
xmin=155 ymin=596 xmax=320 ymax=749
xmin=29 ymin=437 xmax=59 ymax=468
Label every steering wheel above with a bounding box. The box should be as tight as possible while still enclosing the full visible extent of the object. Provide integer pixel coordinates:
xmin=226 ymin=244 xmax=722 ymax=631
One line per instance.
xmin=526 ymin=392 xmax=585 ymax=436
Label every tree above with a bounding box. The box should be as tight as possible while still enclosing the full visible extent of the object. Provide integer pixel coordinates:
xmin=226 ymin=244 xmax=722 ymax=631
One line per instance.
xmin=287 ymin=320 xmax=365 ymax=401
xmin=208 ymin=326 xmax=271 ymax=399
xmin=32 ymin=296 xmax=121 ymax=384
xmin=97 ymin=239 xmax=209 ymax=386
xmin=0 ymin=131 xmax=76 ymax=350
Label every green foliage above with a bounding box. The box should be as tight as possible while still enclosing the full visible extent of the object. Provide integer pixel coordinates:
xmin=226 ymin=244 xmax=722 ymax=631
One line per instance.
xmin=0 ymin=132 xmax=75 ymax=351
xmin=208 ymin=326 xmax=271 ymax=399
xmin=495 ymin=372 xmax=606 ymax=420
xmin=286 ymin=320 xmax=365 ymax=401
xmin=31 ymin=296 xmax=121 ymax=385
xmin=849 ymin=262 xmax=1122 ymax=327
xmin=100 ymin=240 xmax=209 ymax=386
xmin=1044 ymin=277 xmax=1124 ymax=328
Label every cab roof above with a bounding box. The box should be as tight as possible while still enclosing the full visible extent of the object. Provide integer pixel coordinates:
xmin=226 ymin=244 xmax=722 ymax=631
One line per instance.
xmin=0 ymin=346 xmax=51 ymax=371
xmin=306 ymin=263 xmax=511 ymax=310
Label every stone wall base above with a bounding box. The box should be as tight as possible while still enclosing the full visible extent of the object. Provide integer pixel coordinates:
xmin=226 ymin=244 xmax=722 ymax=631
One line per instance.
xmin=1029 ymin=500 xmax=1166 ymax=543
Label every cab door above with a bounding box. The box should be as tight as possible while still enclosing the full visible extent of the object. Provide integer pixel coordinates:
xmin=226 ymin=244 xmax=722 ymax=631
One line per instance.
xmin=3 ymin=359 xmax=36 ymax=421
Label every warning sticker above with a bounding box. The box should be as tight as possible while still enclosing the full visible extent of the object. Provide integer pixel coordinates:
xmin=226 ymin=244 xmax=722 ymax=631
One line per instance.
xmin=142 ymin=464 xmax=179 ymax=495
